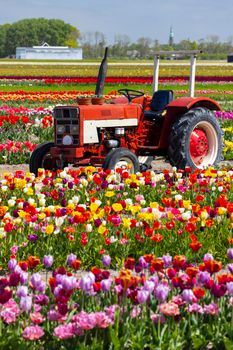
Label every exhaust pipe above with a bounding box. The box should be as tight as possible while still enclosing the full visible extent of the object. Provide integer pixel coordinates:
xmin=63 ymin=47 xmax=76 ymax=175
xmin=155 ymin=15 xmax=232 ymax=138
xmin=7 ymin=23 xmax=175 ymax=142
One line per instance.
xmin=95 ymin=47 xmax=108 ymax=97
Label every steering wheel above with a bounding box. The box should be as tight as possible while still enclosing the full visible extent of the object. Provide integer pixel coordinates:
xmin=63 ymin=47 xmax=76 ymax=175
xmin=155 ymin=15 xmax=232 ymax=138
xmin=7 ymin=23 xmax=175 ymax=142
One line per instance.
xmin=118 ymin=89 xmax=144 ymax=102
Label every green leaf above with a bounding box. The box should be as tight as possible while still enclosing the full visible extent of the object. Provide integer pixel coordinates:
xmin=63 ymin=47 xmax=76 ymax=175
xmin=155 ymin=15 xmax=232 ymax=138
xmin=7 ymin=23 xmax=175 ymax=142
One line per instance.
xmin=192 ymin=334 xmax=206 ymax=349
xmin=223 ymin=337 xmax=233 ymax=350
xmin=108 ymin=325 xmax=121 ymax=350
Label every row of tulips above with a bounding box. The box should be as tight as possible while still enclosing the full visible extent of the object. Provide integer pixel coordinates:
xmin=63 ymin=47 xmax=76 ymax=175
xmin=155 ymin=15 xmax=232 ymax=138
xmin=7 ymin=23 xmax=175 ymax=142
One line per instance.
xmin=0 ymin=91 xmax=118 ymax=102
xmin=1 ymin=75 xmax=233 ymax=83
xmin=0 ymin=114 xmax=53 ymax=128
xmin=0 ymin=249 xmax=232 ymax=349
xmin=0 ymin=105 xmax=52 ymax=116
xmin=1 ymin=90 xmax=233 ymax=103
xmin=1 ymin=63 xmax=233 ymax=78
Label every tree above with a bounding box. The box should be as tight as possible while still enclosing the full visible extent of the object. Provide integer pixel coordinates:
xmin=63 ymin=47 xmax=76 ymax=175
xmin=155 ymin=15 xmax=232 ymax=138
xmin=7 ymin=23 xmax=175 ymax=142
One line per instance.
xmin=0 ymin=24 xmax=10 ymax=57
xmin=80 ymin=31 xmax=106 ymax=58
xmin=111 ymin=34 xmax=131 ymax=57
xmin=1 ymin=18 xmax=80 ymax=57
xmin=136 ymin=37 xmax=152 ymax=58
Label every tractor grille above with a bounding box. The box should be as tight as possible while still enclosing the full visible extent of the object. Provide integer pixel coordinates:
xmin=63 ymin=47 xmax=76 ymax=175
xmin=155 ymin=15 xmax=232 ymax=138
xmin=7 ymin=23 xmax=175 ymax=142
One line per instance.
xmin=54 ymin=108 xmax=79 ymax=145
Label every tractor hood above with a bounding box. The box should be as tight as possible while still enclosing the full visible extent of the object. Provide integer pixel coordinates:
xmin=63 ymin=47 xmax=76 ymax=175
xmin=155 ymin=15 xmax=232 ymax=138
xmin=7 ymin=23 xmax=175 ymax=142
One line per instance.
xmin=78 ymin=103 xmax=141 ymax=144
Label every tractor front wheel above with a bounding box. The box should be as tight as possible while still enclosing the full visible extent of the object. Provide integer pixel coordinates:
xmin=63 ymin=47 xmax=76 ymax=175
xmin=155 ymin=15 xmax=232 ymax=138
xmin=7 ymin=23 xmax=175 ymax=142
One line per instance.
xmin=29 ymin=142 xmax=57 ymax=176
xmin=102 ymin=148 xmax=140 ymax=173
xmin=168 ymin=107 xmax=223 ymax=169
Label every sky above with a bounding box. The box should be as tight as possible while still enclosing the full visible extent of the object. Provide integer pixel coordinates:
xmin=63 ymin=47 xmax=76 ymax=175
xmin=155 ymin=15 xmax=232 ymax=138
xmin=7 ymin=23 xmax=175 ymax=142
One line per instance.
xmin=0 ymin=0 xmax=232 ymax=44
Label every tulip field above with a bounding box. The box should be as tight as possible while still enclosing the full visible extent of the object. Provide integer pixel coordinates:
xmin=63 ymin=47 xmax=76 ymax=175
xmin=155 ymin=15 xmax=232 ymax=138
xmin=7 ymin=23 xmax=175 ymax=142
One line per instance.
xmin=0 ymin=61 xmax=233 ymax=349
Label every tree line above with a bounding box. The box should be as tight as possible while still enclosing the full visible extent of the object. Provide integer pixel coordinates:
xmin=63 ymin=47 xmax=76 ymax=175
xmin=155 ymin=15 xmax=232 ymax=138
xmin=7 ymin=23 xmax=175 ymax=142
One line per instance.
xmin=0 ymin=18 xmax=80 ymax=58
xmin=0 ymin=18 xmax=232 ymax=59
xmin=80 ymin=32 xmax=233 ymax=60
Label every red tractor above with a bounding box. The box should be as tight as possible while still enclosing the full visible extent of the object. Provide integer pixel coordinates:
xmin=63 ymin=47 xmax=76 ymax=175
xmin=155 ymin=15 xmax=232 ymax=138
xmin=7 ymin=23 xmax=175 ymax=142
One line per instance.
xmin=30 ymin=49 xmax=223 ymax=175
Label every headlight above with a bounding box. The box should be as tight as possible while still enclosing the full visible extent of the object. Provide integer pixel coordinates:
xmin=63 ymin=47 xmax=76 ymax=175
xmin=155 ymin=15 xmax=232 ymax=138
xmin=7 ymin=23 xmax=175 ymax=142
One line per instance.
xmin=62 ymin=135 xmax=73 ymax=145
xmin=57 ymin=125 xmax=65 ymax=134
xmin=70 ymin=125 xmax=79 ymax=134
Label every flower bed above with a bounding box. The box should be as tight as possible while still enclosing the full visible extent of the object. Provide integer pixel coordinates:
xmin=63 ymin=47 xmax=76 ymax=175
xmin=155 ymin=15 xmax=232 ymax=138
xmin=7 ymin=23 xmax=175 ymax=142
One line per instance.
xmin=0 ymin=166 xmax=232 ymax=348
xmin=0 ymin=166 xmax=233 ymax=267
xmin=0 ymin=252 xmax=232 ymax=349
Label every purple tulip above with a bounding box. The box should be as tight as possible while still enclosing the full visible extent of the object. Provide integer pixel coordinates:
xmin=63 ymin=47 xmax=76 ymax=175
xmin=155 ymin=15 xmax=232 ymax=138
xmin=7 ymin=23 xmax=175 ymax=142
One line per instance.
xmin=55 ymin=273 xmax=64 ymax=284
xmin=102 ymin=255 xmax=111 ymax=267
xmin=211 ymin=283 xmax=227 ymax=298
xmin=68 ymin=182 xmax=73 ymax=189
xmin=162 ymin=255 xmax=172 ymax=267
xmin=113 ymin=284 xmax=123 ymax=294
xmin=100 ymin=279 xmax=112 ymax=292
xmin=54 ymin=285 xmax=63 ymax=298
xmin=226 ymin=282 xmax=233 ymax=296
xmin=27 ymin=234 xmax=38 ymax=241
xmin=155 ymin=284 xmax=170 ymax=302
xmin=14 ymin=265 xmax=23 ymax=275
xmin=8 ymin=259 xmax=17 ymax=272
xmin=48 ymin=309 xmax=63 ymax=321
xmin=94 ymin=219 xmax=102 ymax=227
xmin=79 ymin=272 xmax=95 ymax=292
xmin=197 ymin=271 xmax=210 ymax=284
xmin=111 ymin=216 xmax=121 ymax=226
xmin=203 ymin=253 xmax=214 ymax=262
xmin=36 ymin=281 xmax=46 ymax=293
xmin=60 ymin=276 xmax=77 ymax=291
xmin=182 ymin=289 xmax=194 ymax=303
xmin=16 ymin=286 xmax=28 ymax=298
xmin=20 ymin=296 xmax=32 ymax=312
xmin=12 ymin=210 xmax=19 ymax=218
xmin=68 ymin=217 xmax=75 ymax=225
xmin=43 ymin=255 xmax=54 ymax=268
xmin=101 ymin=180 xmax=108 ymax=189
xmin=227 ymin=248 xmax=233 ymax=260
xmin=67 ymin=253 xmax=77 ymax=266
xmin=31 ymin=273 xmax=42 ymax=289
xmin=143 ymin=280 xmax=155 ymax=293
xmin=137 ymin=290 xmax=149 ymax=304
xmin=138 ymin=256 xmax=149 ymax=269
xmin=34 ymin=294 xmax=49 ymax=305
xmin=228 ymin=264 xmax=233 ymax=274
xmin=149 ymin=276 xmax=159 ymax=287
xmin=20 ymin=272 xmax=28 ymax=284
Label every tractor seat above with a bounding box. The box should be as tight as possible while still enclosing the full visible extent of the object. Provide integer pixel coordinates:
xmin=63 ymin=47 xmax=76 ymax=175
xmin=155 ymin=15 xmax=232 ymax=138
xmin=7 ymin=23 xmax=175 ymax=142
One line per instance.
xmin=144 ymin=90 xmax=173 ymax=120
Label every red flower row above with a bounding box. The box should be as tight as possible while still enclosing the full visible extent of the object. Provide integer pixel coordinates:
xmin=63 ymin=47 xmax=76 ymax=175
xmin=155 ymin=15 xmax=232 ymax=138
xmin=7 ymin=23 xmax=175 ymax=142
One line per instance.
xmin=0 ymin=75 xmax=233 ymax=83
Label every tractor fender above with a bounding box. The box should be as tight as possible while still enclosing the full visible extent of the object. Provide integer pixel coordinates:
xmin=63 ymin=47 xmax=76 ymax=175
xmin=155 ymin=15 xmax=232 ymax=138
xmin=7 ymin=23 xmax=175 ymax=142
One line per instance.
xmin=158 ymin=97 xmax=221 ymax=149
xmin=167 ymin=96 xmax=222 ymax=112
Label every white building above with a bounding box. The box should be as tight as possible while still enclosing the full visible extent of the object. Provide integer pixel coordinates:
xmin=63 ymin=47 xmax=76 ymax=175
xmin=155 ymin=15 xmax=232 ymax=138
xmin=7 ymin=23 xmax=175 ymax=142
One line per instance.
xmin=16 ymin=43 xmax=82 ymax=60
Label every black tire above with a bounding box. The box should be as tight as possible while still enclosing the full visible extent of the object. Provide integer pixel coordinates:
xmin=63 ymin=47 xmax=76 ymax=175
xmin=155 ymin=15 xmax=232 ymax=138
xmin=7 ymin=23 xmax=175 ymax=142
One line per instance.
xmin=102 ymin=148 xmax=140 ymax=173
xmin=168 ymin=107 xmax=224 ymax=169
xmin=29 ymin=142 xmax=56 ymax=176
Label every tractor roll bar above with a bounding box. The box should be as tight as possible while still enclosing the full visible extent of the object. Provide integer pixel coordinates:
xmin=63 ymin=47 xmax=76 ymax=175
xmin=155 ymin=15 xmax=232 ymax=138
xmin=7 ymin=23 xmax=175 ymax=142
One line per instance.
xmin=152 ymin=50 xmax=203 ymax=98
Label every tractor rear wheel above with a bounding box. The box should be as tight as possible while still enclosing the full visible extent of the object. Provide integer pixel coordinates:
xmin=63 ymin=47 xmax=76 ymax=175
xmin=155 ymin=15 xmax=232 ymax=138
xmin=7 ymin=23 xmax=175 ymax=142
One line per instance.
xmin=168 ymin=107 xmax=223 ymax=169
xmin=29 ymin=142 xmax=57 ymax=176
xmin=102 ymin=148 xmax=140 ymax=173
